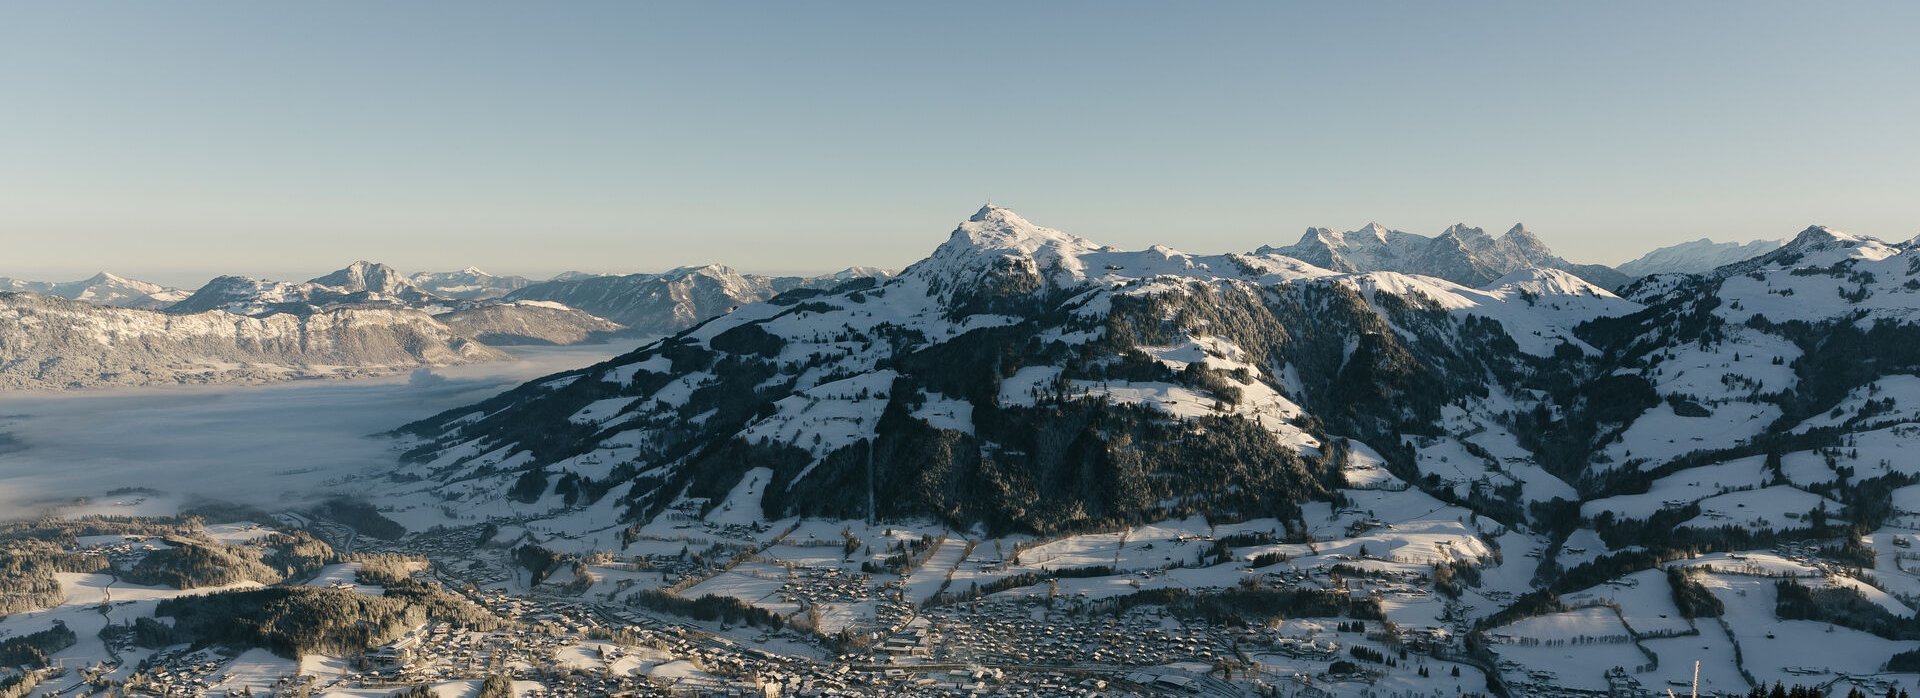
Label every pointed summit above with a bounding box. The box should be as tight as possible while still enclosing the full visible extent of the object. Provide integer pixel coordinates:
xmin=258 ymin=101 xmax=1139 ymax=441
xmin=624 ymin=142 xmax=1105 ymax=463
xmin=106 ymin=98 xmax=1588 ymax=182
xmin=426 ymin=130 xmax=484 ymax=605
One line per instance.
xmin=969 ymin=203 xmax=1012 ymax=223
xmin=1295 ymin=227 xmax=1337 ymax=244
xmin=1502 ymin=224 xmax=1551 ymax=255
xmin=1786 ymin=225 xmax=1852 ymax=247
xmin=906 ymin=205 xmax=1107 ymax=301
xmin=945 ymin=204 xmax=1100 ymax=257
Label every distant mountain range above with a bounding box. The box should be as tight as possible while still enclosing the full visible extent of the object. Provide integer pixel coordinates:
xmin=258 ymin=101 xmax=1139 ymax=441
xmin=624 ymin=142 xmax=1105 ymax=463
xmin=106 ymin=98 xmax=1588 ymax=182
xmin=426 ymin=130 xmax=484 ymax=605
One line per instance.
xmin=167 ymin=261 xmax=447 ymax=316
xmin=0 ymin=292 xmax=504 ymax=389
xmin=0 ymin=262 xmax=893 ymax=389
xmin=0 ymin=272 xmax=189 ymax=310
xmin=504 ymin=265 xmax=893 ymax=335
xmin=1614 ymin=237 xmax=1787 ymax=276
xmin=410 ymin=266 xmax=535 ymax=300
xmin=1262 ymin=222 xmax=1633 ymax=289
xmin=0 ymin=224 xmax=1820 ymax=391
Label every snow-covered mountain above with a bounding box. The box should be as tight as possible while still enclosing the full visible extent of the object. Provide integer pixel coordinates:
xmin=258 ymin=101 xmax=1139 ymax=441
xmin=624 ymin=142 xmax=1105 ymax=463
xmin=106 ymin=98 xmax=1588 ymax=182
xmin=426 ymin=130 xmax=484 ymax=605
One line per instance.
xmin=393 ymin=205 xmax=1634 ymax=534
xmin=308 ymin=261 xmax=436 ymax=300
xmin=0 ymin=292 xmax=504 ymax=389
xmin=1264 ymin=222 xmax=1631 ymax=289
xmin=161 ymin=261 xmax=884 ymax=342
xmin=1266 ymin=222 xmax=1428 ymax=273
xmin=162 ymin=262 xmax=633 ymax=351
xmin=1538 ymin=224 xmax=1920 ymax=563
xmin=375 ymin=210 xmax=1920 ymax=698
xmin=503 ymin=265 xmax=891 ymax=336
xmin=1615 ymin=236 xmax=1786 ymax=276
xmin=396 ymin=208 xmax=1920 ymax=573
xmin=0 ymin=272 xmax=189 ymax=309
xmin=294 ymin=211 xmax=1920 ymax=697
xmin=166 ymin=270 xmax=431 ymax=316
xmin=0 ymin=260 xmax=631 ymax=389
xmin=410 ymin=266 xmax=534 ymax=301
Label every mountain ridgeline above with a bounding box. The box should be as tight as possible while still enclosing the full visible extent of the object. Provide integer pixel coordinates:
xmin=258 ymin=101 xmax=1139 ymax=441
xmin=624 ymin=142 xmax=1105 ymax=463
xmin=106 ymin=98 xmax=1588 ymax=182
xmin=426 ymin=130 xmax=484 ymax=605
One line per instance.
xmin=1263 ymin=222 xmax=1633 ymax=289
xmin=502 ymin=265 xmax=893 ymax=336
xmin=0 ymin=262 xmax=609 ymax=389
xmin=396 ymin=206 xmax=1647 ymax=537
xmin=0 ymin=260 xmax=895 ymax=389
xmin=0 ymin=292 xmax=505 ymax=389
xmin=0 ymin=272 xmax=189 ymax=309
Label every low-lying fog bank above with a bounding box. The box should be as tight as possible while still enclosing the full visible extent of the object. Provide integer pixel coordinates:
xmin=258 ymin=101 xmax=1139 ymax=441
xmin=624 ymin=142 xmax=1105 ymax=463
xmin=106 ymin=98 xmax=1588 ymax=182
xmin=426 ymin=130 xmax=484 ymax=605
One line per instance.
xmin=0 ymin=340 xmax=648 ymax=517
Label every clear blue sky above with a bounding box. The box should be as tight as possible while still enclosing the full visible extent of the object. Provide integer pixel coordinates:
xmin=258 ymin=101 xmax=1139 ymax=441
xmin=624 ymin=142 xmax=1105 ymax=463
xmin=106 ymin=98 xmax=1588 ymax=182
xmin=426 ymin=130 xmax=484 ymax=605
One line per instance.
xmin=4 ymin=2 xmax=1917 ymax=285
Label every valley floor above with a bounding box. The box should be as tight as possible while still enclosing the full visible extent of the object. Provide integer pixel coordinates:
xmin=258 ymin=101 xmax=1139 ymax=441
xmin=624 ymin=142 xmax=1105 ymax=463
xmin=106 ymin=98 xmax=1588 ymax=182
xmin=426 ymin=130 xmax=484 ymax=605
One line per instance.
xmin=11 ymin=478 xmax=1920 ymax=698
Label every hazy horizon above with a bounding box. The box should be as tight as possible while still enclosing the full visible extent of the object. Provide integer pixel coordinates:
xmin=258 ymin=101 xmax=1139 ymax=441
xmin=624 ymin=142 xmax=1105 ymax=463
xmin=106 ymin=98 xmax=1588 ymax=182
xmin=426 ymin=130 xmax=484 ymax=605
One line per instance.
xmin=6 ymin=3 xmax=1918 ymax=282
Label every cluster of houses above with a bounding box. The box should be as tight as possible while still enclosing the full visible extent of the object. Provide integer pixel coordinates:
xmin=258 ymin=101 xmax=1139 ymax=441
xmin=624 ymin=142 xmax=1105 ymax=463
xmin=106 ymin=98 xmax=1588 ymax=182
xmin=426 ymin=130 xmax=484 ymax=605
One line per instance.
xmin=920 ymin=599 xmax=1232 ymax=667
xmin=776 ymin=566 xmax=873 ymax=608
xmin=122 ymin=648 xmax=249 ymax=697
xmin=69 ymin=534 xmax=173 ymax=568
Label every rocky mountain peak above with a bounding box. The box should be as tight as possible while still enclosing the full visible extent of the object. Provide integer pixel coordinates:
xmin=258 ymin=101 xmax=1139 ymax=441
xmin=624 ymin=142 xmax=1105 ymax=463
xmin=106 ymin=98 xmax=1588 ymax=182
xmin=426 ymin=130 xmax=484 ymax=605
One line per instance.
xmin=310 ymin=261 xmax=418 ymax=296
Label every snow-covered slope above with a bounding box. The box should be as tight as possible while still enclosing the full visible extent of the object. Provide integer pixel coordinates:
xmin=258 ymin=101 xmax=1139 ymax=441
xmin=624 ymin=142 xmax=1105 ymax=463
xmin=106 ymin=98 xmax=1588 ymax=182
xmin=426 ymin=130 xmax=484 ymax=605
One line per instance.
xmin=0 ymin=292 xmax=505 ymax=389
xmin=1615 ymin=237 xmax=1785 ymax=276
xmin=1265 ymin=222 xmax=1630 ymax=289
xmin=436 ymin=301 xmax=627 ymax=345
xmin=1532 ymin=224 xmax=1920 ymax=567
